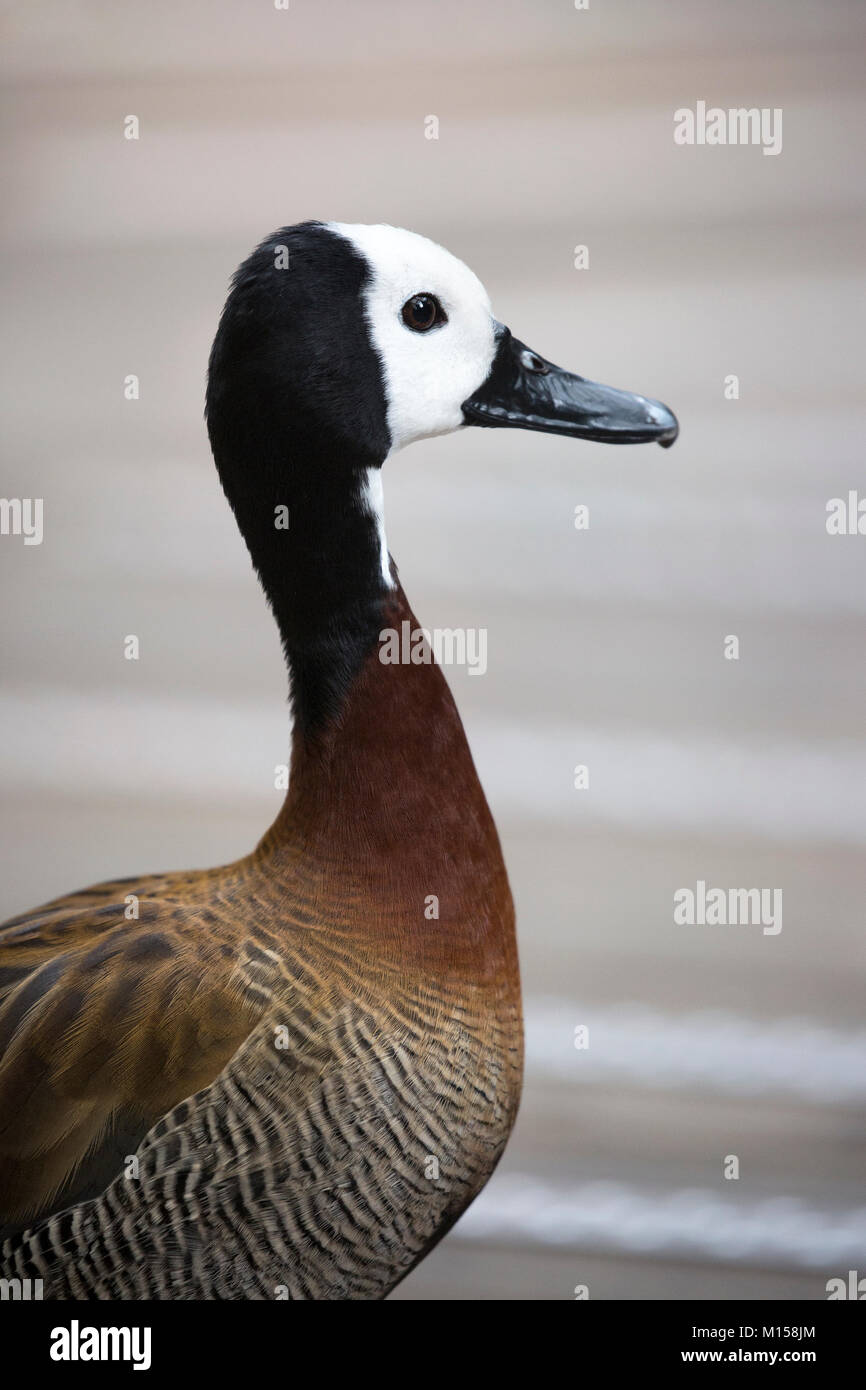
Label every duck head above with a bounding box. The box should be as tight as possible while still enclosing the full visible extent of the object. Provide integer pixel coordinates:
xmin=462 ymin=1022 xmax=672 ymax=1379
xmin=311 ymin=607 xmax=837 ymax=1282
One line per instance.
xmin=333 ymin=222 xmax=679 ymax=453
xmin=206 ymin=222 xmax=678 ymax=729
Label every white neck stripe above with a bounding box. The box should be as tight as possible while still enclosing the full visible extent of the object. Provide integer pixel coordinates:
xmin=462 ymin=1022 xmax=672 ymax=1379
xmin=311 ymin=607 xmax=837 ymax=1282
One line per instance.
xmin=361 ymin=467 xmax=393 ymax=589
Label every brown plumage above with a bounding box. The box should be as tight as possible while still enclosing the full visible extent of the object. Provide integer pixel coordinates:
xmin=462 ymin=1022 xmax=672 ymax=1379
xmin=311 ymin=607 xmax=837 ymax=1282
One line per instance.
xmin=0 ymin=586 xmax=522 ymax=1297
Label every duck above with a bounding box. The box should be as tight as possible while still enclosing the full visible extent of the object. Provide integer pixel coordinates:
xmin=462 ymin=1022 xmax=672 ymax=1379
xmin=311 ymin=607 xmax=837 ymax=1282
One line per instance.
xmin=0 ymin=222 xmax=678 ymax=1299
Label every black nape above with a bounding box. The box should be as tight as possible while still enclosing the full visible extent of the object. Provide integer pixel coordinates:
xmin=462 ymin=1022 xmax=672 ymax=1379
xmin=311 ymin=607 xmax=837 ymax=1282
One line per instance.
xmin=205 ymin=223 xmax=392 ymax=734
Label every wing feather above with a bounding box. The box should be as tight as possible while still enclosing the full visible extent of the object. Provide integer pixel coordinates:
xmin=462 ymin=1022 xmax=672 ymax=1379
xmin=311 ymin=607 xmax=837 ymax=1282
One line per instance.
xmin=0 ymin=877 xmax=263 ymax=1233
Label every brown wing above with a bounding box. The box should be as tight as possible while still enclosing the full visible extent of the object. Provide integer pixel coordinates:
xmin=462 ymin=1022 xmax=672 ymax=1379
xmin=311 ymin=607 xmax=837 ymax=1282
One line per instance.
xmin=0 ymin=875 xmax=262 ymax=1234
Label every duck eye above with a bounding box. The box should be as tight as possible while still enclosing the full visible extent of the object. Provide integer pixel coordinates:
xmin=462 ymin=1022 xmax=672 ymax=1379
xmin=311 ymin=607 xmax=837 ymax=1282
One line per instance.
xmin=401 ymin=293 xmax=447 ymax=333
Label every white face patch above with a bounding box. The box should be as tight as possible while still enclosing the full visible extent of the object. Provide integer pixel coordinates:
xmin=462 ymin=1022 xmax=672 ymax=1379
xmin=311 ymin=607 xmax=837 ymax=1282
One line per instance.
xmin=329 ymin=223 xmax=497 ymax=455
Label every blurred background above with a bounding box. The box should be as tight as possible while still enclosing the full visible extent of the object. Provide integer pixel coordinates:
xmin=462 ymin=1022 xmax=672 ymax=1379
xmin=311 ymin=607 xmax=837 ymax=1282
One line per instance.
xmin=1 ymin=0 xmax=865 ymax=1299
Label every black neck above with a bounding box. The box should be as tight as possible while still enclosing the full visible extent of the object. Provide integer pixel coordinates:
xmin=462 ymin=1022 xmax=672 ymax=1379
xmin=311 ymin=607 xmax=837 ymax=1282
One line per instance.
xmin=205 ymin=223 xmax=394 ymax=734
xmin=209 ymin=426 xmax=391 ymax=733
xmin=246 ymin=460 xmax=391 ymax=734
